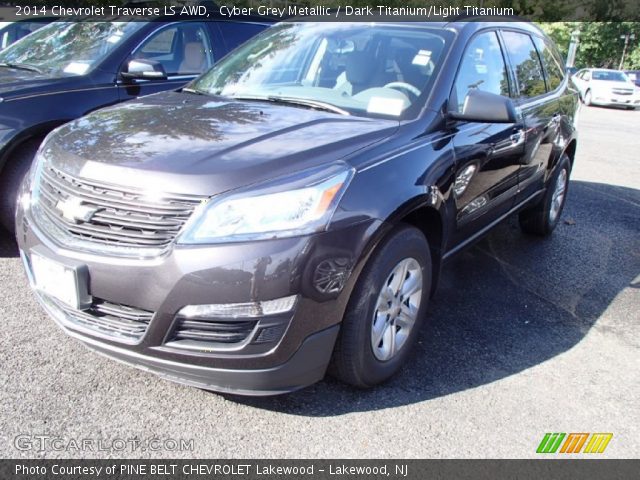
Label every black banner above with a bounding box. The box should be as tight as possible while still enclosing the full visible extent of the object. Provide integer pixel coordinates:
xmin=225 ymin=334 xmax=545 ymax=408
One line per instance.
xmin=1 ymin=459 xmax=639 ymax=480
xmin=0 ymin=0 xmax=639 ymax=22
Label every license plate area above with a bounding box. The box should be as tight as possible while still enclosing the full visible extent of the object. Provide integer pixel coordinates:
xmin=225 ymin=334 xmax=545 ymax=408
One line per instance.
xmin=30 ymin=249 xmax=91 ymax=310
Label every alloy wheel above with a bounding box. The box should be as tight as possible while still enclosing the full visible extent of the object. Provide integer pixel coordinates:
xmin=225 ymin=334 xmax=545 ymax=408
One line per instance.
xmin=549 ymin=168 xmax=568 ymax=223
xmin=371 ymin=257 xmax=423 ymax=361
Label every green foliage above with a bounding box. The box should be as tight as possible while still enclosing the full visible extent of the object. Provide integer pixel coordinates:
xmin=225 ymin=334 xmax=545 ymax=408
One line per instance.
xmin=627 ymin=46 xmax=640 ymax=70
xmin=539 ymin=22 xmax=640 ymax=69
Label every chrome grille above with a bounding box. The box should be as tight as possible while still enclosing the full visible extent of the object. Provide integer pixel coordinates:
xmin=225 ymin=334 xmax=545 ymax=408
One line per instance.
xmin=44 ymin=294 xmax=154 ymax=343
xmin=35 ymin=166 xmax=204 ymax=253
xmin=612 ymin=88 xmax=634 ymax=95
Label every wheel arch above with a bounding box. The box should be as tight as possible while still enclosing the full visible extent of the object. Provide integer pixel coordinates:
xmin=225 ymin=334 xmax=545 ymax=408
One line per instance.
xmin=563 ymin=138 xmax=578 ymax=171
xmin=398 ymin=205 xmax=444 ymax=298
xmin=352 ymin=196 xmax=446 ymax=300
xmin=0 ymin=120 xmax=70 ymax=174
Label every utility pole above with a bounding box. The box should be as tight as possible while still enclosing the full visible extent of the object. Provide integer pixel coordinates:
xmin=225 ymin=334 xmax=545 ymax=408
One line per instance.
xmin=567 ymin=29 xmax=581 ymax=69
xmin=619 ymin=33 xmax=636 ymax=70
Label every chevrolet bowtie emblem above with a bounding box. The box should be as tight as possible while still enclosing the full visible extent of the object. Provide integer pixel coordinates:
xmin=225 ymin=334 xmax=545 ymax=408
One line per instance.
xmin=56 ymin=197 xmax=99 ymax=223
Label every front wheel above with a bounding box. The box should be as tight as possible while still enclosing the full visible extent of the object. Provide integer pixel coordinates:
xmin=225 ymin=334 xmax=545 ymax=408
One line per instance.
xmin=329 ymin=225 xmax=431 ymax=388
xmin=519 ymin=154 xmax=571 ymax=236
xmin=583 ymin=89 xmax=592 ymax=106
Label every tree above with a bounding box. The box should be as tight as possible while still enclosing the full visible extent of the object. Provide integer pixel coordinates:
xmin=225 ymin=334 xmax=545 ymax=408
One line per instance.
xmin=539 ymin=22 xmax=640 ymax=69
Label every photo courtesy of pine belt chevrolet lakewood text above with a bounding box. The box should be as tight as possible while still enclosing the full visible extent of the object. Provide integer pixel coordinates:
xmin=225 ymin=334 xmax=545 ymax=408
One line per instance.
xmin=16 ymin=21 xmax=579 ymax=395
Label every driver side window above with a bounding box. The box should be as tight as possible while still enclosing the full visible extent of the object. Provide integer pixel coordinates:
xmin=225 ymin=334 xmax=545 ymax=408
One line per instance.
xmin=452 ymin=31 xmax=510 ymax=112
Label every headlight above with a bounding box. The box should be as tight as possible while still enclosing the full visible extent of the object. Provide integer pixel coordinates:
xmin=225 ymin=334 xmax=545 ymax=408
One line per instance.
xmin=18 ymin=139 xmax=50 ymax=212
xmin=178 ymin=164 xmax=354 ymax=244
xmin=28 ymin=129 xmax=59 ymax=199
xmin=28 ymin=145 xmax=50 ymax=206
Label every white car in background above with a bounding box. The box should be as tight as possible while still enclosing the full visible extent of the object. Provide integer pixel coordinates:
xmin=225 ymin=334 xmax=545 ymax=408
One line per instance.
xmin=572 ymin=68 xmax=640 ymax=109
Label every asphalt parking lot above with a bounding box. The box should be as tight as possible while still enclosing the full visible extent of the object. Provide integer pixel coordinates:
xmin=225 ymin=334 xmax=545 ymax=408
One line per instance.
xmin=0 ymin=105 xmax=638 ymax=459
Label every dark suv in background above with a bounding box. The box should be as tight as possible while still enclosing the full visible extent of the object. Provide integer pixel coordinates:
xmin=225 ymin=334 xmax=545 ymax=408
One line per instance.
xmin=17 ymin=21 xmax=578 ymax=395
xmin=0 ymin=16 xmax=269 ymax=231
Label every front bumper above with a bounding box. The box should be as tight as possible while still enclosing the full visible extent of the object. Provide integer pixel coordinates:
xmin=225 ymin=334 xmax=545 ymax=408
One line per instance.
xmin=16 ymin=196 xmax=379 ymax=395
xmin=36 ymin=286 xmax=340 ymax=396
xmin=590 ymin=93 xmax=640 ymax=107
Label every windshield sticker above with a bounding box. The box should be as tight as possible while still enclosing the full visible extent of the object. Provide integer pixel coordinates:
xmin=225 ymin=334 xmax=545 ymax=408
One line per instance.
xmin=367 ymin=97 xmax=404 ymax=116
xmin=412 ymin=50 xmax=432 ymax=66
xmin=63 ymin=62 xmax=90 ymax=75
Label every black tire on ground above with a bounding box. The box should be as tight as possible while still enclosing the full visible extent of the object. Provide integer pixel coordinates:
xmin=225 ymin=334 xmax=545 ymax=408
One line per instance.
xmin=329 ymin=225 xmax=432 ymax=388
xmin=519 ymin=154 xmax=571 ymax=237
xmin=0 ymin=138 xmax=42 ymax=234
xmin=583 ymin=90 xmax=592 ymax=106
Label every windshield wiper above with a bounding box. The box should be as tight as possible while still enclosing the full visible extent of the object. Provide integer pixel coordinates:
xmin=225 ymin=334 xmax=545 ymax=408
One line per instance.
xmin=0 ymin=62 xmax=44 ymax=74
xmin=232 ymin=95 xmax=350 ymax=116
xmin=182 ymin=87 xmax=207 ymax=96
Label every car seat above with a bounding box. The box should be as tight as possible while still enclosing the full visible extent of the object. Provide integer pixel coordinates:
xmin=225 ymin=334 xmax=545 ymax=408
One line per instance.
xmin=178 ymin=41 xmax=206 ymax=74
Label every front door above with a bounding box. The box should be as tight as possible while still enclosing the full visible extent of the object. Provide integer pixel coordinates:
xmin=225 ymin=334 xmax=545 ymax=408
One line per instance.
xmin=449 ymin=30 xmax=524 ymax=248
xmin=118 ymin=22 xmax=215 ymax=100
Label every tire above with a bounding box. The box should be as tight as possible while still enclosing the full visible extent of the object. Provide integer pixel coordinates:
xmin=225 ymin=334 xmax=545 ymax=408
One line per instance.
xmin=519 ymin=154 xmax=571 ymax=236
xmin=329 ymin=225 xmax=431 ymax=388
xmin=583 ymin=89 xmax=592 ymax=106
xmin=0 ymin=138 xmax=42 ymax=234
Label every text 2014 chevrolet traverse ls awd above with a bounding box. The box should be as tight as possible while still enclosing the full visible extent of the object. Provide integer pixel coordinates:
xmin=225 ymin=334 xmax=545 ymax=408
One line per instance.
xmin=17 ymin=22 xmax=578 ymax=395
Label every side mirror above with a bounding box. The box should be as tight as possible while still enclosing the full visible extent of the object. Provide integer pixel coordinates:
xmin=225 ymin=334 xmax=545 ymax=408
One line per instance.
xmin=448 ymin=89 xmax=517 ymax=123
xmin=121 ymin=59 xmax=167 ymax=81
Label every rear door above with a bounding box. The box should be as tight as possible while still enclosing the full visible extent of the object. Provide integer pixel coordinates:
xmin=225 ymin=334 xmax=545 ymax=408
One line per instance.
xmin=449 ymin=30 xmax=525 ymax=247
xmin=215 ymin=20 xmax=270 ymax=52
xmin=118 ymin=22 xmax=215 ymax=101
xmin=499 ymin=30 xmax=563 ymax=203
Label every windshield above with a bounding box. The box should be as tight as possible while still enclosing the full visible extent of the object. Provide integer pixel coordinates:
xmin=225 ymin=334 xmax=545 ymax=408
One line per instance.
xmin=0 ymin=22 xmax=143 ymax=76
xmin=592 ymin=70 xmax=630 ymax=82
xmin=192 ymin=23 xmax=451 ymax=119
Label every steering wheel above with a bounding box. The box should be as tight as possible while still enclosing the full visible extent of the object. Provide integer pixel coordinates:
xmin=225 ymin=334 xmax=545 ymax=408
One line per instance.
xmin=384 ymin=82 xmax=421 ymax=98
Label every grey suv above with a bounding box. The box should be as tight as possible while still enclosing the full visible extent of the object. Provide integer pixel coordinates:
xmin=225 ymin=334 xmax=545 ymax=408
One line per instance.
xmin=16 ymin=22 xmax=578 ymax=395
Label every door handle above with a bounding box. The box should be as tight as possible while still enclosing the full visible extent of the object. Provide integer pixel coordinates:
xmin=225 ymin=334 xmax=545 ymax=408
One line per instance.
xmin=543 ymin=114 xmax=561 ymax=134
xmin=510 ymin=128 xmax=525 ymax=146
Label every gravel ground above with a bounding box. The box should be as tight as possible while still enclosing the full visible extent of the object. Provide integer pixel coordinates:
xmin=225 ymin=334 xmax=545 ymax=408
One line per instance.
xmin=0 ymin=105 xmax=638 ymax=459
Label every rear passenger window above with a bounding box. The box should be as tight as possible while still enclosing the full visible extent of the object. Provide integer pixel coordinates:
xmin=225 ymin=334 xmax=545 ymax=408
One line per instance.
xmin=501 ymin=31 xmax=546 ymax=98
xmin=216 ymin=21 xmax=266 ymax=51
xmin=532 ymin=36 xmax=565 ymax=91
xmin=452 ymin=31 xmax=510 ymax=111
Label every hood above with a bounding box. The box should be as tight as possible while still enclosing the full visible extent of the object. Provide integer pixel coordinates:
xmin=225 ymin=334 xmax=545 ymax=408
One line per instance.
xmin=47 ymin=91 xmax=398 ymax=196
xmin=0 ymin=67 xmax=72 ymax=97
